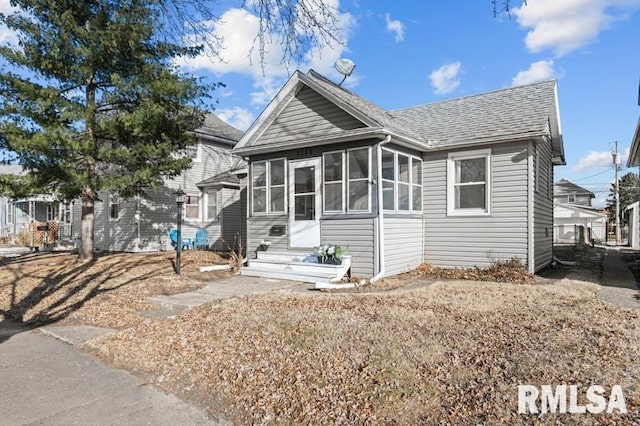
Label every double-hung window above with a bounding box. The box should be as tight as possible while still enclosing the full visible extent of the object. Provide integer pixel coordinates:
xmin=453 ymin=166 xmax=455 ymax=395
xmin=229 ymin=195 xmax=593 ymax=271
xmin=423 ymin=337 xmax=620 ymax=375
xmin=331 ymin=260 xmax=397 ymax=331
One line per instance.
xmin=108 ymin=194 xmax=120 ymax=221
xmin=185 ymin=195 xmax=200 ymax=220
xmin=381 ymin=148 xmax=422 ymax=213
xmin=46 ymin=204 xmax=59 ymax=221
xmin=447 ymin=149 xmax=491 ymax=215
xmin=252 ymin=159 xmax=286 ymax=215
xmin=205 ymin=190 xmax=218 ymax=221
xmin=6 ymin=201 xmax=13 ymax=224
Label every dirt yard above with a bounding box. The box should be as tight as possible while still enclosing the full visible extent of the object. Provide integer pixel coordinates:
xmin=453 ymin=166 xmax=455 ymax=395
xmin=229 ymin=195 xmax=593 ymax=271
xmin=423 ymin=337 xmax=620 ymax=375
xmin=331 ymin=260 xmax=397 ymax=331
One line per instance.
xmin=2 ymin=252 xmax=639 ymax=424
xmin=0 ymin=250 xmax=231 ymax=328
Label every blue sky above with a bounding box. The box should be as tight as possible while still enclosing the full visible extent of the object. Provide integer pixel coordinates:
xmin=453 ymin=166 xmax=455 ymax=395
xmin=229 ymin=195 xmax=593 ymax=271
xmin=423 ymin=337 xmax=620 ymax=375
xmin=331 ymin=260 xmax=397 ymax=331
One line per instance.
xmin=2 ymin=0 xmax=639 ymax=207
xmin=174 ymin=0 xmax=640 ymax=208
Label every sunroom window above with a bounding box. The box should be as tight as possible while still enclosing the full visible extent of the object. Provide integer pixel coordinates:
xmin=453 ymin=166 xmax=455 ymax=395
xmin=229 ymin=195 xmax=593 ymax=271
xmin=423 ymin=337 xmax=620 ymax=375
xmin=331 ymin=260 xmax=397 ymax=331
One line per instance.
xmin=252 ymin=159 xmax=286 ymax=215
xmin=323 ymin=151 xmax=344 ymax=212
xmin=381 ymin=148 xmax=422 ymax=214
xmin=447 ymin=149 xmax=491 ymax=215
xmin=347 ymin=148 xmax=370 ymax=212
xmin=322 ymin=148 xmax=372 ymax=214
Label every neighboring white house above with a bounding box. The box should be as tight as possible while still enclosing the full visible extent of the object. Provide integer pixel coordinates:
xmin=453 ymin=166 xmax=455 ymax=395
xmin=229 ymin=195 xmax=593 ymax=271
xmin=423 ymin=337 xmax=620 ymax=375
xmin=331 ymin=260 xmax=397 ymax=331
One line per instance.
xmin=553 ymin=203 xmax=607 ymax=244
xmin=625 ymin=116 xmax=640 ymax=249
xmin=552 ymin=178 xmax=607 ymax=244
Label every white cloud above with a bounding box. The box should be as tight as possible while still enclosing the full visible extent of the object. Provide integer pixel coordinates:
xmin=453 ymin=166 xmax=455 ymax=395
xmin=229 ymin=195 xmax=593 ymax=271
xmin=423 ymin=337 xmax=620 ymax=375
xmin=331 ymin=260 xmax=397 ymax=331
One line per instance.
xmin=572 ymin=147 xmax=629 ymax=173
xmin=216 ymin=107 xmax=254 ymax=131
xmin=177 ymin=2 xmax=356 ymax=106
xmin=429 ymin=61 xmax=461 ymax=95
xmin=513 ymin=0 xmax=640 ymax=56
xmin=385 ymin=13 xmax=404 ymax=42
xmin=0 ymin=0 xmax=19 ymax=46
xmin=512 ymin=60 xmax=556 ymax=86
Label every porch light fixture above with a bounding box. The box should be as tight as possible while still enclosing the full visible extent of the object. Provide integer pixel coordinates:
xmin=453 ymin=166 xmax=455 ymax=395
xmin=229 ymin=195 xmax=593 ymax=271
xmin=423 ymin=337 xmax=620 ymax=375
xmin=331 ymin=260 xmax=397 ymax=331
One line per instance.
xmin=175 ymin=187 xmax=186 ymax=275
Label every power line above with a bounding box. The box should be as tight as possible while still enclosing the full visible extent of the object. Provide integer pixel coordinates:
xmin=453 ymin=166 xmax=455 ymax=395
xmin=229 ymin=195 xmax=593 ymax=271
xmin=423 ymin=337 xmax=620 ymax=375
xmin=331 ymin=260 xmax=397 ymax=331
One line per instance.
xmin=571 ymin=166 xmax=614 ymax=182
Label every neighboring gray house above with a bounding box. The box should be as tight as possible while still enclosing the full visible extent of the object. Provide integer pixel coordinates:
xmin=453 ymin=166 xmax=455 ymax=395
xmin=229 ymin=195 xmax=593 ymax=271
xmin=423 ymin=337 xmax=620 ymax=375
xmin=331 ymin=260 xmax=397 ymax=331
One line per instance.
xmin=234 ymin=70 xmax=565 ymax=280
xmin=554 ymin=178 xmax=595 ymax=206
xmin=1 ymin=114 xmax=246 ymax=252
xmin=75 ymin=114 xmax=246 ymax=252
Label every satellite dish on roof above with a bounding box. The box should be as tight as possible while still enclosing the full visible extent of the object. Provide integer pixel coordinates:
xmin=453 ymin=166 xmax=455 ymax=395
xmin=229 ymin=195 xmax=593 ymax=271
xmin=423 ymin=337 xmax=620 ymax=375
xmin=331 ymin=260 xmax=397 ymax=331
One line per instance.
xmin=334 ymin=58 xmax=356 ymax=86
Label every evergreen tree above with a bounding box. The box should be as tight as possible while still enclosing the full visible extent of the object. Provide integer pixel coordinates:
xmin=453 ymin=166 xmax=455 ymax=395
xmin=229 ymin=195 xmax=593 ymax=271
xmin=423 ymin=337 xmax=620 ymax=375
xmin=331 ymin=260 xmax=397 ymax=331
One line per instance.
xmin=606 ymin=172 xmax=640 ymax=225
xmin=0 ymin=0 xmax=210 ymax=259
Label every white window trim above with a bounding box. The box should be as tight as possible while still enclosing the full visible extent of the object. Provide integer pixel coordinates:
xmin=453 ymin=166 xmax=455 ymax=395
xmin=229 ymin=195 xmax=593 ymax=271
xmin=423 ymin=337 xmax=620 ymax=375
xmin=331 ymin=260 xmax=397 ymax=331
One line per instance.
xmin=251 ymin=158 xmax=287 ymax=216
xmin=108 ymin=194 xmax=120 ymax=222
xmin=186 ymin=143 xmax=201 ymax=163
xmin=381 ymin=148 xmax=423 ymax=214
xmin=568 ymin=192 xmax=576 ymax=203
xmin=184 ymin=194 xmax=201 ymax=222
xmin=322 ymin=150 xmax=346 ymax=214
xmin=204 ymin=190 xmax=218 ymax=222
xmin=347 ymin=147 xmax=372 ymax=213
xmin=447 ymin=148 xmax=491 ymax=216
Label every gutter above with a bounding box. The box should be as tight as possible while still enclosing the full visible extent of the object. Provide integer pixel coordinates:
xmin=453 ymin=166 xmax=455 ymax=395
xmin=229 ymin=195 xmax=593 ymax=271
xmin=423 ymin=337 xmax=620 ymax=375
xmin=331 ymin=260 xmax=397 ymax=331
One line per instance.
xmin=370 ymin=134 xmax=392 ymax=282
xmin=233 ymin=128 xmax=424 ymax=156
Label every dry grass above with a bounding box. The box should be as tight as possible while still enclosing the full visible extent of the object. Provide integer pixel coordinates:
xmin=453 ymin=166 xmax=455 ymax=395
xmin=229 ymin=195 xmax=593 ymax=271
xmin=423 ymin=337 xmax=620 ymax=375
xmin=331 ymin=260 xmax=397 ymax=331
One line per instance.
xmin=0 ymin=250 xmax=229 ymax=328
xmin=87 ymin=279 xmax=640 ymax=425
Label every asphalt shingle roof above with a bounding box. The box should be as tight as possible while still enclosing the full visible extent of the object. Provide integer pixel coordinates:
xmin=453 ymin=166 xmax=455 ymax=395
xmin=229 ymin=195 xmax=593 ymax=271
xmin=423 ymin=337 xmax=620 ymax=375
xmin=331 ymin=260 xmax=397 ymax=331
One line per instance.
xmin=390 ymin=80 xmax=557 ymax=147
xmin=307 ymin=71 xmax=557 ymax=148
xmin=196 ymin=114 xmax=244 ymax=143
xmin=554 ymin=178 xmax=595 ymax=198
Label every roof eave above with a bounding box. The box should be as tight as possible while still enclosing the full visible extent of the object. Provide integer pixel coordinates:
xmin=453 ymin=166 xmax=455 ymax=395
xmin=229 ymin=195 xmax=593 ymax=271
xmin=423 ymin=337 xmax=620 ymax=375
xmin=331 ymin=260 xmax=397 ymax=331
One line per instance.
xmin=626 ymin=116 xmax=640 ymax=167
xmin=233 ymin=128 xmax=387 ymax=156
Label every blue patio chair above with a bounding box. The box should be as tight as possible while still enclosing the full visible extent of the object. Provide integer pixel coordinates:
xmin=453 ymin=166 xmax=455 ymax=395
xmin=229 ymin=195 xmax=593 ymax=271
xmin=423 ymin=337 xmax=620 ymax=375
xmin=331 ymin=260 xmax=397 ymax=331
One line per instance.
xmin=169 ymin=229 xmax=192 ymax=250
xmin=194 ymin=228 xmax=209 ymax=250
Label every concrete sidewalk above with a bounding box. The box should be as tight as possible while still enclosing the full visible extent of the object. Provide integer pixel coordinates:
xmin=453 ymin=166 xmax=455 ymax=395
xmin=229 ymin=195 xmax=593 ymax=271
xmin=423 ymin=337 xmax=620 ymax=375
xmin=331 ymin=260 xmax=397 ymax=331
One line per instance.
xmin=0 ymin=319 xmax=223 ymax=425
xmin=599 ymin=247 xmax=640 ymax=310
xmin=149 ymin=275 xmax=312 ymax=314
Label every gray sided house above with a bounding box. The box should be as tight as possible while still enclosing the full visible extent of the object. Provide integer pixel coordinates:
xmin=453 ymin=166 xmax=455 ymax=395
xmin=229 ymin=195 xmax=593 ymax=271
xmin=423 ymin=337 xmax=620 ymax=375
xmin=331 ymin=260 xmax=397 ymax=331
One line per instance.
xmin=69 ymin=114 xmax=247 ymax=252
xmin=554 ymin=178 xmax=596 ymax=206
xmin=234 ymin=70 xmax=565 ymax=279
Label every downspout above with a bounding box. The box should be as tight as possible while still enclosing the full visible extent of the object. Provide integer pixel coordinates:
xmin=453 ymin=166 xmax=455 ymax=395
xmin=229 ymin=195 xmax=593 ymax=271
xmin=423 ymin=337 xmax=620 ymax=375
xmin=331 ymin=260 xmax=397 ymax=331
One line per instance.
xmin=370 ymin=134 xmax=392 ymax=282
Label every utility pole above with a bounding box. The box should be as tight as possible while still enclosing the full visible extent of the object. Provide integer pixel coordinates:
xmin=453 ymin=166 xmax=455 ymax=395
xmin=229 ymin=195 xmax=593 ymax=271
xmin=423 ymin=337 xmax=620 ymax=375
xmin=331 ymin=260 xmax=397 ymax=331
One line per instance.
xmin=613 ymin=141 xmax=621 ymax=245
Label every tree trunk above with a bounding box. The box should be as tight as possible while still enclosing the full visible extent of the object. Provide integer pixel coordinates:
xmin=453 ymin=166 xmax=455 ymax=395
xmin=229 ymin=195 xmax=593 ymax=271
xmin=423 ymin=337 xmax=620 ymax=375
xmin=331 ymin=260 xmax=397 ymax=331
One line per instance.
xmin=79 ymin=195 xmax=94 ymax=260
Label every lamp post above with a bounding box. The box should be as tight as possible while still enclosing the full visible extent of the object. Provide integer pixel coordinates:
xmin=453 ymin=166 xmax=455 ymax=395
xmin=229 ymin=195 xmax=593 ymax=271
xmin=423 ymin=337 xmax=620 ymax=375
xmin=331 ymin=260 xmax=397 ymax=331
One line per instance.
xmin=175 ymin=187 xmax=186 ymax=275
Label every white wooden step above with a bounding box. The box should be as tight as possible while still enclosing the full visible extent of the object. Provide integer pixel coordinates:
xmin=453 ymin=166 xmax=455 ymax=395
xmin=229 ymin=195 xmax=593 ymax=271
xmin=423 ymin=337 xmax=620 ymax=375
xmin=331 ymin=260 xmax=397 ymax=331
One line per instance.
xmin=248 ymin=258 xmax=344 ymax=275
xmin=240 ymin=267 xmax=335 ymax=283
xmin=255 ymin=251 xmax=315 ymax=262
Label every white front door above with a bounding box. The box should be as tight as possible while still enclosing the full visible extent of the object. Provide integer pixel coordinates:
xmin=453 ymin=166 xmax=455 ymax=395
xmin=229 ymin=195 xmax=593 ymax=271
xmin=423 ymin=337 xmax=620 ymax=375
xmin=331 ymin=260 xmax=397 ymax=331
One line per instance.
xmin=289 ymin=158 xmax=321 ymax=248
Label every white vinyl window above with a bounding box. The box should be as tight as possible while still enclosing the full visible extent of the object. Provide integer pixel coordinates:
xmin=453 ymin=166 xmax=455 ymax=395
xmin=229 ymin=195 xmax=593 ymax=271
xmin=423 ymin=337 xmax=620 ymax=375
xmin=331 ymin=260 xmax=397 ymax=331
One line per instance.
xmin=205 ymin=190 xmax=218 ymax=221
xmin=108 ymin=194 xmax=120 ymax=221
xmin=252 ymin=159 xmax=286 ymax=215
xmin=46 ymin=204 xmax=59 ymax=221
xmin=185 ymin=195 xmax=200 ymax=220
xmin=381 ymin=148 xmax=422 ymax=213
xmin=347 ymin=147 xmax=371 ymax=212
xmin=568 ymin=193 xmax=576 ymax=203
xmin=447 ymin=149 xmax=491 ymax=216
xmin=323 ymin=151 xmax=345 ymax=212
xmin=6 ymin=202 xmax=13 ymax=224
